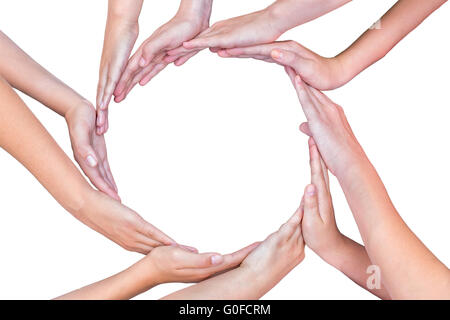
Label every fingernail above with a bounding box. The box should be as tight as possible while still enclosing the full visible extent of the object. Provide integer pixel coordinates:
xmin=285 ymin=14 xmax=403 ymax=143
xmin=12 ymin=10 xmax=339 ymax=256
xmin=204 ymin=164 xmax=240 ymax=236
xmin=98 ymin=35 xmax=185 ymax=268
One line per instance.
xmin=306 ymin=185 xmax=316 ymax=196
xmin=295 ymin=75 xmax=302 ymax=85
xmin=99 ymin=101 xmax=104 ymax=110
xmin=211 ymin=255 xmax=223 ymax=265
xmin=139 ymin=58 xmax=147 ymax=67
xmin=86 ymin=155 xmax=98 ymax=167
xmin=272 ymin=50 xmax=283 ymax=59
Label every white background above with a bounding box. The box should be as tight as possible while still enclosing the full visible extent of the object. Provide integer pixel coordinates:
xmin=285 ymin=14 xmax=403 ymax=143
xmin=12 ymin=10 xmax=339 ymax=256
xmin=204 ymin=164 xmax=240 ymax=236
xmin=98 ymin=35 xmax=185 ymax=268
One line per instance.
xmin=0 ymin=0 xmax=448 ymax=299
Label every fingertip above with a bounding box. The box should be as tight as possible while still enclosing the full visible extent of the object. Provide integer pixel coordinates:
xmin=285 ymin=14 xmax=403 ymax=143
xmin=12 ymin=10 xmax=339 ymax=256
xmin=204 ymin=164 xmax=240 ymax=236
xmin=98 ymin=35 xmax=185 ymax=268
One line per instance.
xmin=139 ymin=57 xmax=147 ymax=67
xmin=271 ymin=49 xmax=283 ymax=60
xmin=183 ymin=41 xmax=193 ymax=49
xmin=211 ymin=254 xmax=224 ymax=265
xmin=305 ymin=184 xmax=316 ymax=198
xmin=86 ymin=154 xmax=98 ymax=167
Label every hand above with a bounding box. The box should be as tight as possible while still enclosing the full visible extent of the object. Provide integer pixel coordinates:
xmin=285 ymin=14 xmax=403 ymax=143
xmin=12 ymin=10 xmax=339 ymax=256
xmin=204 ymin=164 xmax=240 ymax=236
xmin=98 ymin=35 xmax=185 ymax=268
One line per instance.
xmin=301 ymin=137 xmax=345 ymax=260
xmin=169 ymin=7 xmax=282 ymax=59
xmin=139 ymin=242 xmax=260 ymax=285
xmin=287 ymin=69 xmax=367 ymax=177
xmin=241 ymin=207 xmax=305 ymax=284
xmin=78 ymin=189 xmax=180 ymax=254
xmin=221 ymin=40 xmax=347 ymax=90
xmin=113 ymin=0 xmax=213 ymax=103
xmin=96 ymin=17 xmax=139 ymax=135
xmin=65 ymin=100 xmax=119 ymax=201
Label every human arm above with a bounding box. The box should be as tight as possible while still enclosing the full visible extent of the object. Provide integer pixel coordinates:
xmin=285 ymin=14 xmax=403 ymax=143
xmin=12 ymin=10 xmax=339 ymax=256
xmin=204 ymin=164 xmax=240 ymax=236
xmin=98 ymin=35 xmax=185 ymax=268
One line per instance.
xmin=96 ymin=0 xmax=143 ymax=135
xmin=173 ymin=0 xmax=351 ymax=54
xmin=0 ymin=76 xmax=177 ymax=254
xmin=111 ymin=0 xmax=214 ymax=106
xmin=55 ymin=243 xmax=258 ymax=300
xmin=162 ymin=208 xmax=305 ymax=300
xmin=221 ymin=0 xmax=447 ymax=90
xmin=303 ymin=137 xmax=390 ymax=299
xmin=0 ymin=31 xmax=119 ymax=199
xmin=290 ymin=72 xmax=450 ymax=299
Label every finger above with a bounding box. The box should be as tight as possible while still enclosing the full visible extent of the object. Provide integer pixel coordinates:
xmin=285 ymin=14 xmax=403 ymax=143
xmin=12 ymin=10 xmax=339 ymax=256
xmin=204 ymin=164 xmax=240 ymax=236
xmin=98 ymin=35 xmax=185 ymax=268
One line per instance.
xmin=225 ymin=45 xmax=273 ymax=58
xmin=167 ymin=46 xmax=191 ymax=56
xmin=96 ymin=68 xmax=108 ymax=112
xmin=303 ymin=184 xmax=321 ymax=223
xmin=178 ymin=244 xmax=198 ymax=253
xmin=308 ymin=138 xmax=329 ymax=220
xmin=102 ymin=158 xmax=118 ymax=193
xmin=174 ymin=51 xmax=198 ymax=67
xmin=271 ymin=49 xmax=299 ymax=69
xmin=81 ymin=163 xmax=120 ymax=200
xmin=114 ymin=52 xmax=142 ymax=98
xmin=294 ymin=75 xmax=319 ymax=120
xmin=136 ymin=236 xmax=164 ymax=249
xmin=285 ymin=66 xmax=297 ymax=86
xmin=183 ymin=37 xmax=212 ymax=50
xmin=139 ymin=37 xmax=166 ymax=68
xmin=209 ymin=47 xmax=220 ymax=53
xmin=177 ymin=249 xmax=224 ymax=269
xmin=279 ymin=207 xmax=302 ymax=239
xmin=141 ymin=222 xmax=176 ymax=246
xmin=299 ymin=122 xmax=312 ymax=137
xmin=101 ymin=77 xmax=118 ymax=112
xmin=139 ymin=63 xmax=167 ymax=86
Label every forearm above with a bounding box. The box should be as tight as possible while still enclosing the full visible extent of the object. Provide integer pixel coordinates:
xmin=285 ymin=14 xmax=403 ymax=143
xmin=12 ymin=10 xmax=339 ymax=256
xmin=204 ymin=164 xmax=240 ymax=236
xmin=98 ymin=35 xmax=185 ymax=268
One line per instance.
xmin=337 ymin=0 xmax=447 ymax=84
xmin=56 ymin=259 xmax=157 ymax=300
xmin=324 ymin=235 xmax=390 ymax=299
xmin=0 ymin=77 xmax=91 ymax=215
xmin=267 ymin=0 xmax=352 ymax=34
xmin=161 ymin=267 xmax=270 ymax=300
xmin=338 ymin=159 xmax=450 ymax=299
xmin=108 ymin=0 xmax=143 ymax=24
xmin=0 ymin=32 xmax=85 ymax=117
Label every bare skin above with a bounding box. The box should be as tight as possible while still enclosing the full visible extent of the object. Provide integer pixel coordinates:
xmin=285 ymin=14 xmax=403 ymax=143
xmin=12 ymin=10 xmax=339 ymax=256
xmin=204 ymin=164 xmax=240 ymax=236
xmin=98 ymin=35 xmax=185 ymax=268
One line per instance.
xmin=0 ymin=69 xmax=179 ymax=255
xmin=221 ymin=0 xmax=447 ymax=90
xmin=290 ymin=71 xmax=450 ymax=299
xmin=97 ymin=0 xmax=214 ymax=134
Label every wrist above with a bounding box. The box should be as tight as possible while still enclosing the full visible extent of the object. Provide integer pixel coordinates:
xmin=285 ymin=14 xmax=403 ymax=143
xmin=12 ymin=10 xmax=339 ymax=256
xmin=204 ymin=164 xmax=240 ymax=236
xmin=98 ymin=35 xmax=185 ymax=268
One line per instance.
xmin=333 ymin=50 xmax=360 ymax=86
xmin=177 ymin=0 xmax=213 ymax=30
xmin=126 ymin=256 xmax=161 ymax=291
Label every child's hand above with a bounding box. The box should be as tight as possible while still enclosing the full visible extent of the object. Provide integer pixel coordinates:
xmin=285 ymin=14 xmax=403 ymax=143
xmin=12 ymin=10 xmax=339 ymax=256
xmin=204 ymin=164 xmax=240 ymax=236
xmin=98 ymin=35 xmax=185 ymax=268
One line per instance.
xmin=113 ymin=0 xmax=212 ymax=103
xmin=240 ymin=208 xmax=305 ymax=286
xmin=301 ymin=137 xmax=345 ymax=260
xmin=288 ymin=71 xmax=367 ymax=177
xmin=96 ymin=18 xmax=139 ymax=135
xmin=168 ymin=8 xmax=282 ymax=60
xmin=221 ymin=41 xmax=347 ymax=90
xmin=139 ymin=242 xmax=260 ymax=284
xmin=78 ymin=189 xmax=179 ymax=254
xmin=65 ymin=101 xmax=119 ymax=201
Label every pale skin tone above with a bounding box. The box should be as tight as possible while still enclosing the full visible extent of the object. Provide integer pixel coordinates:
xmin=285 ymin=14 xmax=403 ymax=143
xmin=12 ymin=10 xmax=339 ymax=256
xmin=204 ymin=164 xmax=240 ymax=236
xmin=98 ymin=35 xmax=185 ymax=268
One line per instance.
xmin=303 ymin=137 xmax=391 ymax=299
xmin=0 ymin=54 xmax=186 ymax=255
xmin=220 ymin=0 xmax=448 ymax=90
xmin=290 ymin=71 xmax=450 ymax=299
xmin=56 ymin=243 xmax=259 ymax=300
xmin=58 ymin=206 xmax=304 ymax=300
xmin=97 ymin=0 xmax=214 ymax=134
xmin=100 ymin=0 xmax=351 ymax=133
xmin=0 ymin=31 xmax=119 ymax=200
xmin=57 ymin=205 xmax=304 ymax=300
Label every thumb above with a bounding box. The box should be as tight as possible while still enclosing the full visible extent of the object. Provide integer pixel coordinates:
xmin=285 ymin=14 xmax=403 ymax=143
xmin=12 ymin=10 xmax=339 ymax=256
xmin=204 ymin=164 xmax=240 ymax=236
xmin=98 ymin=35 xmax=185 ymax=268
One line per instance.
xmin=72 ymin=129 xmax=98 ymax=168
xmin=271 ymin=49 xmax=299 ymax=68
xmin=299 ymin=122 xmax=312 ymax=137
xmin=303 ymin=184 xmax=320 ymax=223
xmin=180 ymin=250 xmax=224 ymax=269
xmin=139 ymin=38 xmax=164 ymax=67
